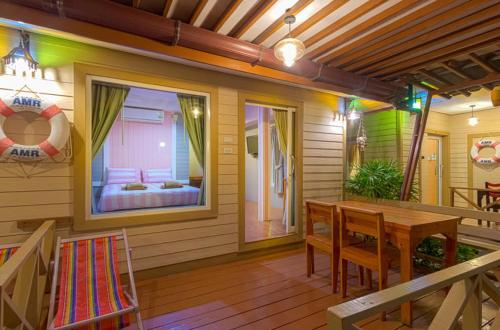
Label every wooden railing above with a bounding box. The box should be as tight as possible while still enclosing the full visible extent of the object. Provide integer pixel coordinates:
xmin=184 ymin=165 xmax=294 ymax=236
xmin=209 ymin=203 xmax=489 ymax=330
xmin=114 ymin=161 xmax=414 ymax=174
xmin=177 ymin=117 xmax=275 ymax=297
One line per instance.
xmin=450 ymin=186 xmax=500 ymax=214
xmin=327 ymin=250 xmax=500 ymax=329
xmin=0 ymin=220 xmax=55 ymax=330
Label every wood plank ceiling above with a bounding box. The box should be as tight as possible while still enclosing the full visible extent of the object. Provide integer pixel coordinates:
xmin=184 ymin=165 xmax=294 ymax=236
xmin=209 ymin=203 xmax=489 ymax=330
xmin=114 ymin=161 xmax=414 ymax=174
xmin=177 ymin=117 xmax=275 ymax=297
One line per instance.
xmin=117 ymin=0 xmax=500 ymax=99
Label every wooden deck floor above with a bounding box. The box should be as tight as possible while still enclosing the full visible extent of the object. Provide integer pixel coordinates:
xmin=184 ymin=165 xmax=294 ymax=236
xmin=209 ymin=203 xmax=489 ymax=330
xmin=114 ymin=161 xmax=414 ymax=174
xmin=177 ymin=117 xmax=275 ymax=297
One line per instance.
xmin=127 ymin=248 xmax=498 ymax=330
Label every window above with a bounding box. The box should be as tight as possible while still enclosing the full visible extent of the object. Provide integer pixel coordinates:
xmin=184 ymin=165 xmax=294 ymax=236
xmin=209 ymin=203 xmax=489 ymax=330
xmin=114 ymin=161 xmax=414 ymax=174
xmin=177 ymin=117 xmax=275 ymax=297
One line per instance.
xmin=74 ymin=64 xmax=217 ymax=229
xmin=91 ymin=81 xmax=208 ymax=216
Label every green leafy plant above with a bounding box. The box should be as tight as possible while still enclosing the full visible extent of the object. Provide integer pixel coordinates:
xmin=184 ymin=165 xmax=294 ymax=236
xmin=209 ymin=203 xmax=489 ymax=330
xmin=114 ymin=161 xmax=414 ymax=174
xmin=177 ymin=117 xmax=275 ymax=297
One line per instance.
xmin=414 ymin=237 xmax=479 ymax=271
xmin=346 ymin=160 xmax=418 ymax=200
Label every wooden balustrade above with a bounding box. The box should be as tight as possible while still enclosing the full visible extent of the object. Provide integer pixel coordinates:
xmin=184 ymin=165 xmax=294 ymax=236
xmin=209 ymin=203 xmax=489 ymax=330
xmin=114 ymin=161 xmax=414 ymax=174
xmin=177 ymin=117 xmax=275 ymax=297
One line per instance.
xmin=0 ymin=220 xmax=55 ymax=330
xmin=327 ymin=250 xmax=500 ymax=329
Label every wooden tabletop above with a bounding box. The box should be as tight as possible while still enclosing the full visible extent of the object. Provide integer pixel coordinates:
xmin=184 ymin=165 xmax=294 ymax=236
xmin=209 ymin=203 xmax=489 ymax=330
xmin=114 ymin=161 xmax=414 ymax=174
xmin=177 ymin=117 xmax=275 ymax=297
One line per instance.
xmin=335 ymin=200 xmax=461 ymax=230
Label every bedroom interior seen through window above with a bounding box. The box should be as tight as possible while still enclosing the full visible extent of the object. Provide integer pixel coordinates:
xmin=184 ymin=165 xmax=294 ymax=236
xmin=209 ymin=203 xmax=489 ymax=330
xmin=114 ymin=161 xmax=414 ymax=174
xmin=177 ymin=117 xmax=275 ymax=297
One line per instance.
xmin=91 ymin=81 xmax=207 ymax=215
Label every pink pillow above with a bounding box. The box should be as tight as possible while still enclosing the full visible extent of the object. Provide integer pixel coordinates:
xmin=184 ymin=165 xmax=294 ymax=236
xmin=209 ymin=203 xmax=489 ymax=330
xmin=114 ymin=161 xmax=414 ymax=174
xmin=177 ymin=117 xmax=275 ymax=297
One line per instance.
xmin=143 ymin=168 xmax=173 ymax=183
xmin=106 ymin=168 xmax=141 ymax=184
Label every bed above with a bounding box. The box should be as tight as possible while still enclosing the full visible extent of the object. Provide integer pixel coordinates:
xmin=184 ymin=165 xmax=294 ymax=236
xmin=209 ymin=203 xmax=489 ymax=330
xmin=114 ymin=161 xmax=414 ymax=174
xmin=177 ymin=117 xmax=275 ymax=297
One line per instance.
xmin=98 ymin=183 xmax=199 ymax=212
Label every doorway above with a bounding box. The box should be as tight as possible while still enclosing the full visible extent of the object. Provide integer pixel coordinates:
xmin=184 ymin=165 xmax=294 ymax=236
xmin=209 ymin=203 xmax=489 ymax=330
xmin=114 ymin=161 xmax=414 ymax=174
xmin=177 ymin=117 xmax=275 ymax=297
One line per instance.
xmin=243 ymin=102 xmax=296 ymax=242
xmin=421 ymin=134 xmax=443 ymax=205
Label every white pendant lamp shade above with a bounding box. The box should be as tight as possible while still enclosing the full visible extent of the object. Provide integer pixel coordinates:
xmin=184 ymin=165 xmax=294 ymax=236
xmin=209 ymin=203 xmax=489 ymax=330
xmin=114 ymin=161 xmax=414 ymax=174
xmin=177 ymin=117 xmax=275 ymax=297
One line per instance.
xmin=468 ymin=105 xmax=478 ymax=127
xmin=274 ymin=14 xmax=305 ymax=67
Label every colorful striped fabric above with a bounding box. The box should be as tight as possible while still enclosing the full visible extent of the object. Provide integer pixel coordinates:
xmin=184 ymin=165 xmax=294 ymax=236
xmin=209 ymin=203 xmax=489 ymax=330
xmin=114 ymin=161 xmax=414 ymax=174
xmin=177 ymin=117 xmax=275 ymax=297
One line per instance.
xmin=0 ymin=246 xmax=18 ymax=267
xmin=54 ymin=236 xmax=130 ymax=330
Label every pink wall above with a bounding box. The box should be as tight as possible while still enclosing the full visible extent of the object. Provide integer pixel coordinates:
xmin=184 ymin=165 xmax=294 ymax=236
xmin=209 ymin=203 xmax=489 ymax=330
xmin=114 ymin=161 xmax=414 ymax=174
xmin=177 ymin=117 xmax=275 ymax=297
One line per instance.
xmin=108 ymin=113 xmax=173 ymax=170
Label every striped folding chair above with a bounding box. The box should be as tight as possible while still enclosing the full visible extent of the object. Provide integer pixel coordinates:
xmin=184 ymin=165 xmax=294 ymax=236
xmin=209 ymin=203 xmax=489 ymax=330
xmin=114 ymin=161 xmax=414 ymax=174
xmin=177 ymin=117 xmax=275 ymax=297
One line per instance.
xmin=47 ymin=229 xmax=143 ymax=330
xmin=0 ymin=244 xmax=19 ymax=267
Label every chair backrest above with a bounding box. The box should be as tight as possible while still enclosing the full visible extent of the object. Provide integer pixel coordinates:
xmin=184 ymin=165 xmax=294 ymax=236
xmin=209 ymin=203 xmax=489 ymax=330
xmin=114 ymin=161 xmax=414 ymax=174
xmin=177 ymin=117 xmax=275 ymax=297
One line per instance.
xmin=305 ymin=200 xmax=337 ymax=236
xmin=339 ymin=206 xmax=386 ymax=255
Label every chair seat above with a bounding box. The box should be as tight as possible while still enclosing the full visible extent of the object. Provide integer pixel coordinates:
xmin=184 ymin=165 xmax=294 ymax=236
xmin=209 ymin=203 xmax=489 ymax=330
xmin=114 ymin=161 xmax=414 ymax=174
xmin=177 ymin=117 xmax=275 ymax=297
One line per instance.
xmin=307 ymin=233 xmax=364 ymax=253
xmin=489 ymin=192 xmax=500 ymax=199
xmin=53 ymin=236 xmax=131 ymax=329
xmin=341 ymin=242 xmax=399 ymax=270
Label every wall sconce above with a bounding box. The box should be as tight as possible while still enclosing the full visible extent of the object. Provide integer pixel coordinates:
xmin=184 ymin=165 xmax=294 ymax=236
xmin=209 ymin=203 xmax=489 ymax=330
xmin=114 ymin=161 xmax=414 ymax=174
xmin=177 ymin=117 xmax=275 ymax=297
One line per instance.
xmin=2 ymin=30 xmax=38 ymax=73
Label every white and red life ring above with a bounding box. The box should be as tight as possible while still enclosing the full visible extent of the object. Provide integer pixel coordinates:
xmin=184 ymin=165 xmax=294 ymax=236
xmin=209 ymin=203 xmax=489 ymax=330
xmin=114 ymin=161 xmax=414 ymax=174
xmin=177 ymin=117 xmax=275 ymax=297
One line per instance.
xmin=0 ymin=95 xmax=70 ymax=161
xmin=470 ymin=139 xmax=500 ymax=165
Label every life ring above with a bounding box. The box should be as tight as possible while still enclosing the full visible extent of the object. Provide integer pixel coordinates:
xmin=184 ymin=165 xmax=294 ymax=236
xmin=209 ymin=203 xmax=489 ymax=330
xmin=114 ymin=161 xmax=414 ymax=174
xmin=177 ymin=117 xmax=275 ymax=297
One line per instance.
xmin=0 ymin=95 xmax=70 ymax=161
xmin=470 ymin=139 xmax=500 ymax=165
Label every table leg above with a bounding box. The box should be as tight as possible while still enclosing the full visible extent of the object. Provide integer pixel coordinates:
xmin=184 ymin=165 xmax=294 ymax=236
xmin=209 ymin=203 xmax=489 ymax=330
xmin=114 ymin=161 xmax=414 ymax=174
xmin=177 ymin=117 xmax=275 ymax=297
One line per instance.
xmin=444 ymin=231 xmax=458 ymax=268
xmin=400 ymin=238 xmax=414 ymax=326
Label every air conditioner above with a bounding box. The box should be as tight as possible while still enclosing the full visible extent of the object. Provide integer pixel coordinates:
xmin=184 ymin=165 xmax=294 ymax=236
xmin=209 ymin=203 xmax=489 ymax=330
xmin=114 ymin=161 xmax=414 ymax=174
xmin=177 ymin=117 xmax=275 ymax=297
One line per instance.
xmin=122 ymin=107 xmax=164 ymax=124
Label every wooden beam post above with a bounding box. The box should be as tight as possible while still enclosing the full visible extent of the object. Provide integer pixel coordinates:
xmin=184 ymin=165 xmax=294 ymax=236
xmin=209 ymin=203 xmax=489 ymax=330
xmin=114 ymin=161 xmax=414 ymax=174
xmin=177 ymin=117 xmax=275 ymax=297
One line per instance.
xmin=401 ymin=91 xmax=432 ymax=201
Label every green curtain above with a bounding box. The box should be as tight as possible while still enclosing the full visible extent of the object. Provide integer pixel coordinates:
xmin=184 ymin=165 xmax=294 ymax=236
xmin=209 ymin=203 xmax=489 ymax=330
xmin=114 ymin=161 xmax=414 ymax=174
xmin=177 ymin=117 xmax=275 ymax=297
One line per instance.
xmin=273 ymin=109 xmax=288 ymax=156
xmin=91 ymin=83 xmax=130 ymax=159
xmin=177 ymin=94 xmax=205 ymax=205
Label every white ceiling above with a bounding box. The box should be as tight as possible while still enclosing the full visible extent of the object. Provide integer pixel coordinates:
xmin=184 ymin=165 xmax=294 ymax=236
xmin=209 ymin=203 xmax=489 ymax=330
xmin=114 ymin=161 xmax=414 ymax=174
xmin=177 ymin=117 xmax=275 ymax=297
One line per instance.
xmin=430 ymin=89 xmax=496 ymax=115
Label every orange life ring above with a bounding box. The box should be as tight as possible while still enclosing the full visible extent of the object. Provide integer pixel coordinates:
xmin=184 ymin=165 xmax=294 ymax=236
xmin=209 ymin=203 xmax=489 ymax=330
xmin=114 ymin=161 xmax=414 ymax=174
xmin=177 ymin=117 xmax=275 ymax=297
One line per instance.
xmin=470 ymin=139 xmax=500 ymax=165
xmin=0 ymin=95 xmax=70 ymax=161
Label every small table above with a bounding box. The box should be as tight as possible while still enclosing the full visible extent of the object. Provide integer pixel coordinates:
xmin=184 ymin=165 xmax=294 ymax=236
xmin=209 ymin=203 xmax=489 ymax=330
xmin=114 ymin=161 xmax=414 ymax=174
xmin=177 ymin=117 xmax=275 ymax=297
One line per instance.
xmin=334 ymin=200 xmax=460 ymax=325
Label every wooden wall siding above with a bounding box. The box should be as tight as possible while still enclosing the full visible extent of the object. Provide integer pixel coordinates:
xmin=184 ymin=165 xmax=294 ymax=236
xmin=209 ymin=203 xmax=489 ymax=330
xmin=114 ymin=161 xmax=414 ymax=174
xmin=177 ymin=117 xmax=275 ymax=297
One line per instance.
xmin=0 ymin=27 xmax=344 ymax=272
xmin=302 ymin=105 xmax=344 ymax=203
xmin=411 ymin=108 xmax=500 ymax=208
xmin=363 ymin=110 xmax=399 ymax=162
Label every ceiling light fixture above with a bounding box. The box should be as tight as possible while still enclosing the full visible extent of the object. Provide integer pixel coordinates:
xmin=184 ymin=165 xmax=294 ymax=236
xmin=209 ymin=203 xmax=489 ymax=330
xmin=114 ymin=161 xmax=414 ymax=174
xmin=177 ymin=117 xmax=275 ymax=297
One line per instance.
xmin=2 ymin=30 xmax=38 ymax=73
xmin=274 ymin=12 xmax=305 ymax=67
xmin=468 ymin=104 xmax=478 ymax=127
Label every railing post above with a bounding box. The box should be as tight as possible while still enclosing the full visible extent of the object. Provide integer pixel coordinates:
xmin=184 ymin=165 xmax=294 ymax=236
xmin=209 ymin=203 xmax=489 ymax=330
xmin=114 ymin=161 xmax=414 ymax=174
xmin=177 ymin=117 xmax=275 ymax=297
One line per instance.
xmin=462 ymin=276 xmax=482 ymax=330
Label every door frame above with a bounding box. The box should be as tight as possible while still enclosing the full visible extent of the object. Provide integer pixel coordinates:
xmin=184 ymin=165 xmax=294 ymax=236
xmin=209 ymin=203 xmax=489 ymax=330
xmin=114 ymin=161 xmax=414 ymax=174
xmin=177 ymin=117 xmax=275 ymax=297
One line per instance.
xmin=419 ymin=129 xmax=450 ymax=206
xmin=238 ymin=92 xmax=303 ymax=252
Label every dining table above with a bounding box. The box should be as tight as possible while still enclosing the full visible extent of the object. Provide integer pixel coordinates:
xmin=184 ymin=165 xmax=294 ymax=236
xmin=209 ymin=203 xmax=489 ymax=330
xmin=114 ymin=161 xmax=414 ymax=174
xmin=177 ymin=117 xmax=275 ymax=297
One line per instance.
xmin=333 ymin=200 xmax=461 ymax=326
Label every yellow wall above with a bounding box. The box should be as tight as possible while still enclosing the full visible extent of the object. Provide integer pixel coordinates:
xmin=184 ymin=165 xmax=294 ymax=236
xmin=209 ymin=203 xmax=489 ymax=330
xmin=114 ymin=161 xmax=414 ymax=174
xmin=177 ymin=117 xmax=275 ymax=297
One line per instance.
xmin=424 ymin=108 xmax=500 ymax=207
xmin=0 ymin=26 xmax=344 ymax=271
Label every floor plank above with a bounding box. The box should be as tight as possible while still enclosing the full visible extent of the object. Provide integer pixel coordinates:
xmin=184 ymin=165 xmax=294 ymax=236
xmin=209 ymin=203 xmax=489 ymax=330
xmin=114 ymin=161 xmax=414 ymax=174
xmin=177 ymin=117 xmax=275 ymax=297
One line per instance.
xmin=126 ymin=248 xmax=498 ymax=330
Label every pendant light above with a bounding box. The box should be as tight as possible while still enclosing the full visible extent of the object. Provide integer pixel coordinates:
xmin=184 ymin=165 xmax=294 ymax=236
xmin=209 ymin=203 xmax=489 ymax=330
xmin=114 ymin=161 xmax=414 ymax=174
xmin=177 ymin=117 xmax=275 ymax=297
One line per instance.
xmin=2 ymin=30 xmax=38 ymax=73
xmin=468 ymin=104 xmax=478 ymax=127
xmin=274 ymin=12 xmax=305 ymax=67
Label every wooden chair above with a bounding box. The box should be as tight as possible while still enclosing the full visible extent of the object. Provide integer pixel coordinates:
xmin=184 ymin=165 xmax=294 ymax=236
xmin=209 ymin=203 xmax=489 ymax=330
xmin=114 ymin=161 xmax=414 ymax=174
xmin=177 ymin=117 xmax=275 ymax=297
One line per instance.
xmin=485 ymin=182 xmax=500 ymax=213
xmin=339 ymin=206 xmax=398 ymax=320
xmin=306 ymin=201 xmax=363 ymax=293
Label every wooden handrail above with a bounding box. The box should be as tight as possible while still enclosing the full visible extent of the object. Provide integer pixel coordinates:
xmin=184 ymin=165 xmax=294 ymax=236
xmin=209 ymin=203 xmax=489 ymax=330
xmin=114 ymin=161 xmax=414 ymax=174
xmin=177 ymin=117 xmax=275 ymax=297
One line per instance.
xmin=0 ymin=220 xmax=55 ymax=330
xmin=327 ymin=250 xmax=500 ymax=329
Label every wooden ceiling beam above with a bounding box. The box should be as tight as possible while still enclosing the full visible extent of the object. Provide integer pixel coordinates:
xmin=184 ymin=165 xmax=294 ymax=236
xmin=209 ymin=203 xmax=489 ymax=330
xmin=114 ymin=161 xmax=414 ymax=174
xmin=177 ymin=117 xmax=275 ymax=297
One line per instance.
xmin=189 ymin=0 xmax=209 ymax=25
xmin=341 ymin=3 xmax=500 ymax=72
xmin=358 ymin=16 xmax=500 ymax=74
xmin=434 ymin=72 xmax=500 ymax=94
xmin=252 ymin=0 xmax=313 ymax=45
xmin=468 ymin=52 xmax=499 ymax=73
xmin=213 ymin=0 xmax=242 ymax=33
xmin=381 ymin=38 xmax=500 ymax=81
xmin=441 ymin=61 xmax=470 ymax=80
xmin=303 ymin=0 xmax=385 ymax=53
xmin=369 ymin=31 xmax=500 ymax=78
xmin=418 ymin=69 xmax=471 ymax=97
xmin=286 ymin=0 xmax=347 ymax=41
xmin=0 ymin=1 xmax=403 ymax=102
xmin=320 ymin=0 xmax=476 ymax=66
xmin=306 ymin=0 xmax=419 ymax=61
xmin=162 ymin=0 xmax=175 ymax=17
xmin=230 ymin=0 xmax=278 ymax=39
